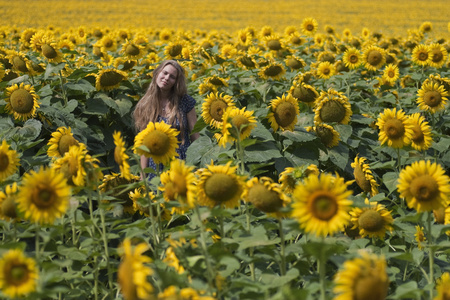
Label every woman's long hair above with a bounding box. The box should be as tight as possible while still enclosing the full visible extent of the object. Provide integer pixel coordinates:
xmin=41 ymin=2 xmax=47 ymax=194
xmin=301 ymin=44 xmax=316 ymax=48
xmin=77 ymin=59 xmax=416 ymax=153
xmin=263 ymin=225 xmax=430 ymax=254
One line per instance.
xmin=133 ymin=60 xmax=188 ymax=141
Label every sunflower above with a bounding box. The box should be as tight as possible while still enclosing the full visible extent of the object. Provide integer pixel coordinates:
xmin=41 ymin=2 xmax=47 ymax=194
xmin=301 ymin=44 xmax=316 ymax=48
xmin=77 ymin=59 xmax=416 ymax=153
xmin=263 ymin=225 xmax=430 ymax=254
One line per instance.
xmin=278 ymin=164 xmax=320 ymax=194
xmin=333 ymin=252 xmax=389 ymax=300
xmin=412 ymin=44 xmax=431 ymax=67
xmin=196 ymin=161 xmax=246 ymax=208
xmin=236 ymin=29 xmax=253 ymax=46
xmin=198 ymin=82 xmax=217 ymax=95
xmin=307 ymin=123 xmax=340 ymax=148
xmin=237 ymin=54 xmax=258 ymax=69
xmin=435 ymin=272 xmax=450 ymax=300
xmin=376 ymin=108 xmax=414 ymax=149
xmin=285 ymin=55 xmax=306 ymax=70
xmin=351 ymin=155 xmax=379 ymax=196
xmin=258 ymin=62 xmax=286 ymax=80
xmin=39 ymin=35 xmax=64 ymax=63
xmin=120 ymin=39 xmax=146 ymax=60
xmin=0 ymin=249 xmax=38 ymax=299
xmin=315 ymin=61 xmax=336 ymax=79
xmin=419 ymin=21 xmax=433 ymax=33
xmin=220 ymin=44 xmax=238 ymax=59
xmin=314 ymin=89 xmax=352 ymax=125
xmin=408 ymin=113 xmax=433 ymax=151
xmin=4 ymin=83 xmax=40 ymax=121
xmin=301 ymin=18 xmax=318 ymax=36
xmin=243 ymin=176 xmax=290 ymax=217
xmin=267 ymin=93 xmax=299 ymax=132
xmin=118 ymin=238 xmax=153 ymax=300
xmin=350 ymin=199 xmax=393 ymax=239
xmin=398 ymin=160 xmax=450 ymax=213
xmin=381 ymin=63 xmax=399 ymax=85
xmin=113 ymin=131 xmax=132 ymax=180
xmin=428 ymin=43 xmax=448 ymax=69
xmin=259 ymin=26 xmax=274 ymax=38
xmin=0 ymin=140 xmax=20 ymax=182
xmin=207 ymin=75 xmax=229 ymax=87
xmin=159 ymin=159 xmax=197 ymax=212
xmin=287 ymin=32 xmax=306 ymax=46
xmin=415 ymin=225 xmax=426 ymax=250
xmin=20 ymin=28 xmax=37 ymax=48
xmin=264 ymin=34 xmax=283 ymax=51
xmin=47 ymin=126 xmax=79 ymax=158
xmin=217 ymin=107 xmax=257 ymax=147
xmin=164 ymin=40 xmax=187 ymax=59
xmin=16 ymin=167 xmax=71 ymax=224
xmin=342 ymin=47 xmax=362 ymax=69
xmin=133 ymin=121 xmax=179 ymax=165
xmin=113 ymin=57 xmax=137 ymax=72
xmin=95 ymin=34 xmax=117 ymax=52
xmin=417 ymin=82 xmax=449 ymax=114
xmin=201 ymin=92 xmax=235 ymax=129
xmin=363 ymin=45 xmax=386 ymax=71
xmin=7 ymin=50 xmax=29 ymax=73
xmin=290 ymin=81 xmax=319 ymax=106
xmin=0 ymin=182 xmax=19 ymax=220
xmin=292 ymin=172 xmax=353 ymax=237
xmin=94 ymin=68 xmax=128 ymax=91
xmin=100 ymin=173 xmax=141 ymax=214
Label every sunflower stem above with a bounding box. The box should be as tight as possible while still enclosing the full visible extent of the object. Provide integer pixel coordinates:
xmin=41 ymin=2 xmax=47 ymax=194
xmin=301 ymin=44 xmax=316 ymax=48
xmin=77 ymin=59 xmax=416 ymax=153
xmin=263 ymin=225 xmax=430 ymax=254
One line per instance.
xmin=35 ymin=222 xmax=40 ymax=263
xmin=318 ymin=237 xmax=327 ymax=300
xmin=59 ymin=70 xmax=68 ymax=106
xmin=426 ymin=211 xmax=435 ymax=299
xmin=396 ymin=148 xmax=401 ymax=173
xmin=99 ymin=203 xmax=114 ymax=299
xmin=278 ymin=218 xmax=286 ymax=276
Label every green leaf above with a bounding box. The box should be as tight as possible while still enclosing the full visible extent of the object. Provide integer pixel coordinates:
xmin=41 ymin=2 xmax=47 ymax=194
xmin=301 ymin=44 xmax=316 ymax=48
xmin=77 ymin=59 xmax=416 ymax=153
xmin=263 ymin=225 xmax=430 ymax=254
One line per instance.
xmin=328 ymin=144 xmax=349 ymax=170
xmin=244 ymin=141 xmax=282 ymax=162
xmin=281 ymin=130 xmax=316 ymax=142
xmin=18 ymin=119 xmax=42 ymax=140
xmin=391 ymin=281 xmax=422 ymax=299
xmin=65 ymin=79 xmax=96 ymax=93
xmin=44 ymin=62 xmax=66 ymax=80
xmin=382 ymin=172 xmax=398 ymax=194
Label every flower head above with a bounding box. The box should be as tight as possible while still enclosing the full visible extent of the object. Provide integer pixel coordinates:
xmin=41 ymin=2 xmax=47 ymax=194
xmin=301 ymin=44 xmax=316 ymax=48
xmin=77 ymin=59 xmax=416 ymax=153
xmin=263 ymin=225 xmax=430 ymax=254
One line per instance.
xmin=376 ymin=108 xmax=414 ymax=149
xmin=5 ymin=83 xmax=40 ymax=121
xmin=0 ymin=249 xmax=38 ymax=298
xmin=267 ymin=93 xmax=299 ymax=132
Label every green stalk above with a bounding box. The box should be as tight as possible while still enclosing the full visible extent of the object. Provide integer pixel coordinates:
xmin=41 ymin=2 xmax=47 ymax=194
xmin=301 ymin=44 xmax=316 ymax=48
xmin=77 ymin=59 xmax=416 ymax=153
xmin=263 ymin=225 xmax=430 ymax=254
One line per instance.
xmin=99 ymin=205 xmax=114 ymax=299
xmin=318 ymin=237 xmax=327 ymax=300
xmin=35 ymin=222 xmax=40 ymax=263
xmin=59 ymin=70 xmax=68 ymax=106
xmin=426 ymin=211 xmax=435 ymax=300
xmin=279 ymin=218 xmax=286 ymax=276
xmin=194 ymin=205 xmax=215 ymax=293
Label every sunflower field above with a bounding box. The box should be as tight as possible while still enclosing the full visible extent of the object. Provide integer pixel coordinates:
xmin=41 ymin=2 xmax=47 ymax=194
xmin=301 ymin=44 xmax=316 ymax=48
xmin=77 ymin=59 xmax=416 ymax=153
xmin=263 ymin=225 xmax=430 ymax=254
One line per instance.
xmin=1 ymin=0 xmax=450 ymax=299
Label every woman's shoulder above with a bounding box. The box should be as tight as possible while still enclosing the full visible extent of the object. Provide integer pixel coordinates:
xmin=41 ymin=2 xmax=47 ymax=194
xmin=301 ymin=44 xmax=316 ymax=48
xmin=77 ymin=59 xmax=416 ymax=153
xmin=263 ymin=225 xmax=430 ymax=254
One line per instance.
xmin=180 ymin=94 xmax=196 ymax=112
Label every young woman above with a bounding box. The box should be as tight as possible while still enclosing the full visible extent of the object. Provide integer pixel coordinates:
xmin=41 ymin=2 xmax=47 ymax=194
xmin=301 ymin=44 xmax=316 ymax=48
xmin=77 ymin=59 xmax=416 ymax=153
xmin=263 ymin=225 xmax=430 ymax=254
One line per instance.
xmin=133 ymin=60 xmax=199 ymax=179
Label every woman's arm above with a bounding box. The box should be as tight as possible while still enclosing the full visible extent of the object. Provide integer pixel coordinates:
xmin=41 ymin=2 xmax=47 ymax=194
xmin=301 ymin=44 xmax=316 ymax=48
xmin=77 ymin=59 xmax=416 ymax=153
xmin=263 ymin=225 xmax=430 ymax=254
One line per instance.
xmin=140 ymin=155 xmax=149 ymax=180
xmin=187 ymin=108 xmax=200 ymax=142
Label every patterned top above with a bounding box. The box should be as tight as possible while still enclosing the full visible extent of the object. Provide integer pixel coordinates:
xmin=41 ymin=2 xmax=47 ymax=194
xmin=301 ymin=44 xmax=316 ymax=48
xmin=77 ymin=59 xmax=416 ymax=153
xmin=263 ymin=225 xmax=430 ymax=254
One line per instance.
xmin=147 ymin=94 xmax=196 ymax=179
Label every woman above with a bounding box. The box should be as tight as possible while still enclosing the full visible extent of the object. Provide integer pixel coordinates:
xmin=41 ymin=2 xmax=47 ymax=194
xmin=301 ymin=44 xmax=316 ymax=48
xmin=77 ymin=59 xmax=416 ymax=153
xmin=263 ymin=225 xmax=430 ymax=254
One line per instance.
xmin=133 ymin=60 xmax=199 ymax=179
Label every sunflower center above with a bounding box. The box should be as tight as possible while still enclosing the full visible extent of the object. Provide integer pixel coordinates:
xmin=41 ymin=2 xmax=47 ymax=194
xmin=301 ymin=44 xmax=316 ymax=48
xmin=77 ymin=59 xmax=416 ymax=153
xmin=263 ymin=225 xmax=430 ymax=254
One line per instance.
xmin=142 ymin=130 xmax=170 ymax=156
xmin=291 ymin=36 xmax=302 ymax=45
xmin=431 ymin=50 xmax=443 ymax=63
xmin=169 ymin=44 xmax=182 ymax=57
xmin=320 ymin=100 xmax=346 ymax=123
xmin=367 ymin=50 xmax=382 ymax=66
xmin=209 ymin=78 xmax=225 ymax=86
xmin=114 ymin=147 xmax=123 ymax=165
xmin=286 ymin=58 xmax=303 ymax=69
xmin=125 ymin=44 xmax=140 ymax=56
xmin=383 ymin=118 xmax=405 ymax=139
xmin=58 ymin=135 xmax=79 ymax=156
xmin=99 ymin=71 xmax=124 ymax=87
xmin=293 ymin=86 xmax=316 ymax=103
xmin=12 ymin=56 xmax=28 ymax=72
xmin=10 ymin=89 xmax=34 ymax=114
xmin=103 ymin=39 xmax=113 ymax=48
xmin=210 ymin=100 xmax=227 ymax=122
xmin=164 ymin=182 xmax=176 ymax=201
xmin=274 ymin=102 xmax=296 ymax=127
xmin=249 ymin=184 xmax=283 ymax=213
xmin=310 ymin=191 xmax=338 ymax=221
xmin=32 ymin=185 xmax=56 ymax=208
xmin=423 ymin=91 xmax=442 ymax=107
xmin=358 ymin=210 xmax=385 ymax=232
xmin=316 ymin=126 xmax=334 ymax=145
xmin=9 ymin=264 xmax=29 ymax=285
xmin=264 ymin=65 xmax=282 ymax=77
xmin=204 ymin=173 xmax=239 ymax=204
xmin=349 ymin=54 xmax=359 ymax=63
xmin=173 ymin=172 xmax=187 ymax=196
xmin=354 ymin=166 xmax=371 ymax=193
xmin=354 ymin=275 xmax=388 ymax=300
xmin=240 ymin=56 xmax=256 ymax=68
xmin=410 ymin=174 xmax=439 ymax=202
xmin=418 ymin=52 xmax=428 ymax=61
xmin=267 ymin=40 xmax=282 ymax=51
xmin=230 ymin=115 xmax=249 ymax=137
xmin=1 ymin=196 xmax=17 ymax=219
xmin=411 ymin=125 xmax=424 ymax=144
xmin=0 ymin=152 xmax=10 ymax=172
xmin=321 ymin=67 xmax=331 ymax=75
xmin=387 ymin=70 xmax=396 ymax=78
xmin=306 ymin=24 xmax=314 ymax=31
xmin=42 ymin=44 xmax=57 ymax=59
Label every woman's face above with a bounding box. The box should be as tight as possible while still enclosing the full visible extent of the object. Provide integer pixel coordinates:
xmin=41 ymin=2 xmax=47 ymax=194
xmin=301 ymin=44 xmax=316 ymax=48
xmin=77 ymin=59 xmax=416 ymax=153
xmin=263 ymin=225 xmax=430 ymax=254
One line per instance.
xmin=156 ymin=64 xmax=178 ymax=92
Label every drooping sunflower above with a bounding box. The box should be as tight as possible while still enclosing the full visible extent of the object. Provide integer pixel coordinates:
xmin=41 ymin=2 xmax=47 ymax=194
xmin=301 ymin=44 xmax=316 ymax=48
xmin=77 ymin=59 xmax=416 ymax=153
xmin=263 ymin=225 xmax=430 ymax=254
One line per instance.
xmin=412 ymin=44 xmax=431 ymax=67
xmin=382 ymin=63 xmax=400 ymax=86
xmin=0 ymin=249 xmax=38 ymax=299
xmin=120 ymin=39 xmax=146 ymax=60
xmin=315 ymin=61 xmax=336 ymax=79
xmin=243 ymin=176 xmax=290 ymax=218
xmin=415 ymin=225 xmax=426 ymax=250
xmin=264 ymin=34 xmax=284 ymax=51
xmin=285 ymin=55 xmax=306 ymax=70
xmin=113 ymin=57 xmax=137 ymax=72
xmin=100 ymin=173 xmax=141 ymax=215
xmin=0 ymin=182 xmax=19 ymax=221
xmin=4 ymin=83 xmax=40 ymax=121
xmin=376 ymin=108 xmax=414 ymax=149
xmin=217 ymin=107 xmax=257 ymax=147
xmin=113 ymin=131 xmax=132 ymax=180
xmin=196 ymin=161 xmax=246 ymax=209
xmin=362 ymin=45 xmax=386 ymax=71
xmin=351 ymin=155 xmax=379 ymax=196
xmin=314 ymin=89 xmax=352 ymax=125
xmin=397 ymin=160 xmax=450 ymax=213
xmin=435 ymin=272 xmax=450 ymax=300
xmin=292 ymin=172 xmax=353 ymax=237
xmin=201 ymin=92 xmax=235 ymax=129
xmin=94 ymin=68 xmax=128 ymax=91
xmin=342 ymin=47 xmax=362 ymax=69
xmin=164 ymin=40 xmax=187 ymax=59
xmin=267 ymin=93 xmax=300 ymax=132
xmin=159 ymin=159 xmax=197 ymax=212
xmin=198 ymin=82 xmax=217 ymax=95
xmin=278 ymin=164 xmax=320 ymax=194
xmin=237 ymin=54 xmax=258 ymax=69
xmin=258 ymin=62 xmax=286 ymax=80
xmin=428 ymin=43 xmax=448 ymax=69
xmin=289 ymin=81 xmax=319 ymax=106
xmin=207 ymin=75 xmax=229 ymax=87
xmin=133 ymin=121 xmax=179 ymax=166
xmin=47 ymin=126 xmax=79 ymax=158
xmin=7 ymin=50 xmax=29 ymax=73
xmin=16 ymin=167 xmax=71 ymax=224
xmin=0 ymin=140 xmax=20 ymax=182
xmin=301 ymin=18 xmax=318 ymax=36
xmin=333 ymin=252 xmax=389 ymax=300
xmin=349 ymin=199 xmax=394 ymax=239
xmin=417 ymin=81 xmax=449 ymax=114
xmin=408 ymin=113 xmax=433 ymax=151
xmin=307 ymin=123 xmax=341 ymax=148
xmin=118 ymin=238 xmax=153 ymax=300
xmin=39 ymin=35 xmax=64 ymax=63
